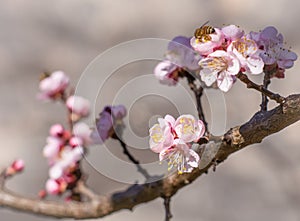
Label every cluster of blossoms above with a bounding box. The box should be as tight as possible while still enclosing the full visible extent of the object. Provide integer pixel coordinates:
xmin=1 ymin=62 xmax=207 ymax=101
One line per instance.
xmin=91 ymin=105 xmax=127 ymax=143
xmin=36 ymin=71 xmax=128 ymax=198
xmin=149 ymin=114 xmax=205 ymax=174
xmin=191 ymin=24 xmax=264 ymax=92
xmin=154 ymin=36 xmax=202 ymax=86
xmin=38 ymin=70 xmax=70 ymax=100
xmin=42 ymin=122 xmax=92 ymax=196
xmin=154 ymin=25 xmax=297 ymax=92
xmin=38 ymin=71 xmax=92 ymax=198
xmin=248 ymin=26 xmax=298 ymax=78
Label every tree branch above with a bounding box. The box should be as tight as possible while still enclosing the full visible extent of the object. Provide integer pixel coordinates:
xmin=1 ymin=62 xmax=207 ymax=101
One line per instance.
xmin=1 ymin=94 xmax=300 ymax=219
xmin=237 ymin=72 xmax=285 ymax=104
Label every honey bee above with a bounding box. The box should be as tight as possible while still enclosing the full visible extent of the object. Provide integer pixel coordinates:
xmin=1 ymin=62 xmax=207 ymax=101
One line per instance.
xmin=39 ymin=72 xmax=50 ymax=81
xmin=194 ymin=21 xmax=215 ymax=42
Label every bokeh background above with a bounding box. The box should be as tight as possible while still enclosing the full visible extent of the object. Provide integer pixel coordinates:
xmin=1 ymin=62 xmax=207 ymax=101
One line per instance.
xmin=1 ymin=0 xmax=300 ymax=220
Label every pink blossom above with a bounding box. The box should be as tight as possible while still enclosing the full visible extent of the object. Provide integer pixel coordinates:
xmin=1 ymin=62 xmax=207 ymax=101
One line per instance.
xmin=43 ymin=136 xmax=62 ymax=161
xmin=228 ymin=36 xmax=264 ymax=74
xmin=38 ymin=71 xmax=69 ymax=100
xmin=248 ymin=26 xmax=297 ymax=78
xmin=72 ymin=122 xmax=92 ymax=145
xmin=66 ymin=95 xmax=90 ymax=117
xmin=174 ymin=115 xmax=205 ymax=143
xmin=149 ymin=114 xmax=205 ymax=173
xmin=159 ymin=141 xmax=200 ymax=174
xmin=49 ymin=146 xmax=83 ymax=179
xmin=221 ymin=25 xmax=244 ymax=43
xmin=110 ymin=105 xmax=127 ymax=119
xmin=49 ymin=124 xmax=64 ymax=137
xmin=45 ymin=179 xmax=67 ymax=195
xmin=166 ymin=36 xmax=202 ymax=70
xmin=149 ymin=115 xmax=174 ymax=153
xmin=154 ymin=60 xmax=180 ymax=86
xmin=91 ymin=105 xmax=127 ymax=144
xmin=199 ymin=50 xmax=240 ymax=92
xmin=190 ymin=28 xmax=224 ymax=56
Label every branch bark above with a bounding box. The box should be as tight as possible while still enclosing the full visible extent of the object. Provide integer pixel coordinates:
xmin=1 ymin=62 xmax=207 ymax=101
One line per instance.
xmin=1 ymin=94 xmax=300 ymax=219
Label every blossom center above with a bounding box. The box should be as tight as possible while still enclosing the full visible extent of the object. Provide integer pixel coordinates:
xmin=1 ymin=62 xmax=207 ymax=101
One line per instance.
xmin=200 ymin=57 xmax=228 ymax=72
xmin=179 ymin=117 xmax=195 ymax=134
xmin=233 ymin=38 xmax=257 ymax=57
xmin=151 ymin=125 xmax=164 ymax=143
xmin=164 ymin=148 xmax=186 ymax=173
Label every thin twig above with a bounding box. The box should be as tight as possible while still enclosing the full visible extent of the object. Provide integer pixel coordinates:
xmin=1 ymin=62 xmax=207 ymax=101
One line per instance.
xmin=117 ymin=138 xmax=151 ymax=180
xmin=186 ymin=75 xmax=208 ymax=132
xmin=60 ymin=93 xmax=74 ymax=131
xmin=260 ymin=73 xmax=271 ymax=111
xmin=0 ymin=169 xmax=6 ymax=189
xmin=236 ymin=72 xmax=285 ymax=104
xmin=163 ymin=196 xmax=172 ymax=221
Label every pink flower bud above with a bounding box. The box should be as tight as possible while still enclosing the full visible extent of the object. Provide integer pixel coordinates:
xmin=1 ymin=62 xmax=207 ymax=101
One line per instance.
xmin=154 ymin=60 xmax=179 ymax=86
xmin=111 ymin=105 xmax=127 ymax=119
xmin=91 ymin=105 xmax=127 ymax=144
xmin=66 ymin=95 xmax=90 ymax=117
xmin=11 ymin=159 xmax=25 ymax=172
xmin=70 ymin=146 xmax=83 ymax=162
xmin=69 ymin=136 xmax=83 ymax=147
xmin=38 ymin=71 xmax=69 ymax=100
xmin=45 ymin=179 xmax=60 ymax=195
xmin=73 ymin=122 xmax=92 ymax=145
xmin=6 ymin=159 xmax=25 ymax=176
xmin=43 ymin=137 xmax=62 ymax=160
xmin=49 ymin=165 xmax=64 ymax=179
xmin=38 ymin=190 xmax=47 ymax=199
xmin=49 ymin=124 xmax=64 ymax=137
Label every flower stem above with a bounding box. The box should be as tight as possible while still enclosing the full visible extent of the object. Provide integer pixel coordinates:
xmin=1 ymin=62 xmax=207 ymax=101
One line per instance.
xmin=236 ymin=72 xmax=285 ymax=104
xmin=186 ymin=74 xmax=208 ymax=132
xmin=163 ymin=196 xmax=173 ymax=221
xmin=60 ymin=93 xmax=73 ymax=131
xmin=260 ymin=73 xmax=271 ymax=111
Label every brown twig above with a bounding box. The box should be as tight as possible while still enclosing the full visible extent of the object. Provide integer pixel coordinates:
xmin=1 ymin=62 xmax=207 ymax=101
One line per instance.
xmin=60 ymin=92 xmax=74 ymax=131
xmin=117 ymin=138 xmax=151 ymax=180
xmin=185 ymin=74 xmax=208 ymax=132
xmin=261 ymin=73 xmax=271 ymax=111
xmin=0 ymin=170 xmax=6 ymax=189
xmin=236 ymin=72 xmax=285 ymax=104
xmin=163 ymin=196 xmax=172 ymax=221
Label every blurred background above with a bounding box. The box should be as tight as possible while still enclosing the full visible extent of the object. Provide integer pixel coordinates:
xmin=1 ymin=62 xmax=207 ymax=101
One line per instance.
xmin=0 ymin=0 xmax=300 ymax=220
